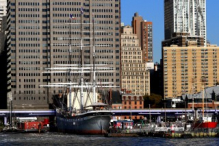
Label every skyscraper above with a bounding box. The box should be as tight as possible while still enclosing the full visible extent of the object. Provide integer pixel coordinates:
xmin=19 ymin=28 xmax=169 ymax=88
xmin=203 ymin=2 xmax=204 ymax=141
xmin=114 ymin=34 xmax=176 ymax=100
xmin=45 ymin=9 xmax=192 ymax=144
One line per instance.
xmin=164 ymin=0 xmax=206 ymax=45
xmin=7 ymin=0 xmax=121 ymax=109
xmin=132 ymin=13 xmax=153 ymax=62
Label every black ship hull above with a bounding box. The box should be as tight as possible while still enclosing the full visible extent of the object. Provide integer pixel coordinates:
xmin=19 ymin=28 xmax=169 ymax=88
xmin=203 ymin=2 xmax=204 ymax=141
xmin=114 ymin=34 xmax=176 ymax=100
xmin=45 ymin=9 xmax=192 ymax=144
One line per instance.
xmin=56 ymin=111 xmax=112 ymax=134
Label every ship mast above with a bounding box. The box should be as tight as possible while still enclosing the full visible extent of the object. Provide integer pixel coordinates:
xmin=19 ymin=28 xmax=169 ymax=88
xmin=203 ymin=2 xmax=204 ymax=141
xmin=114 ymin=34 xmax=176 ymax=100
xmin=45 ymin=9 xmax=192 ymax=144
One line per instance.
xmin=68 ymin=17 xmax=72 ymax=113
xmin=202 ymin=81 xmax=204 ymax=118
xmin=92 ymin=15 xmax=96 ymax=104
xmin=201 ymin=76 xmax=205 ymax=118
xmin=80 ymin=8 xmax=84 ymax=112
xmin=40 ymin=9 xmax=119 ymax=113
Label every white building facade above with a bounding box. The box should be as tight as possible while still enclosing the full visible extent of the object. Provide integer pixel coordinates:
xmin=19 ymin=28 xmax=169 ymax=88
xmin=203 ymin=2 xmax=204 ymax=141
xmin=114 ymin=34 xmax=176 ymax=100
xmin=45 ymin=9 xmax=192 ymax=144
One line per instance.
xmin=0 ymin=0 xmax=7 ymax=32
xmin=165 ymin=0 xmax=206 ymax=45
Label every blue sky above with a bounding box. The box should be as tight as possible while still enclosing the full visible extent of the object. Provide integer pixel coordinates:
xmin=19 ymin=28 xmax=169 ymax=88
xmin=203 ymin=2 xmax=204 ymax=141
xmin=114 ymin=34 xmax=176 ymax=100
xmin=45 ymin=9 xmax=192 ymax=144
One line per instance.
xmin=121 ymin=0 xmax=219 ymax=63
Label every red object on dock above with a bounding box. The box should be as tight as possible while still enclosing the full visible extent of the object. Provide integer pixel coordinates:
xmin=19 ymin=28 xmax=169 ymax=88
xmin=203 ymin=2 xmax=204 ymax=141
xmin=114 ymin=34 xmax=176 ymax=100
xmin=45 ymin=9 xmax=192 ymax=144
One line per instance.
xmin=43 ymin=119 xmax=49 ymax=125
xmin=16 ymin=117 xmax=49 ymax=133
xmin=194 ymin=122 xmax=217 ymax=129
xmin=17 ymin=121 xmax=44 ymax=132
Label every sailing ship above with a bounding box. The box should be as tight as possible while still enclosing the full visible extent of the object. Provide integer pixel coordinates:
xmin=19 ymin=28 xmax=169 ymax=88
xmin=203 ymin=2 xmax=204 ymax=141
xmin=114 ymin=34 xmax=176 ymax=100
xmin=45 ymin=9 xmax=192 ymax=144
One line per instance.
xmin=40 ymin=10 xmax=117 ymax=134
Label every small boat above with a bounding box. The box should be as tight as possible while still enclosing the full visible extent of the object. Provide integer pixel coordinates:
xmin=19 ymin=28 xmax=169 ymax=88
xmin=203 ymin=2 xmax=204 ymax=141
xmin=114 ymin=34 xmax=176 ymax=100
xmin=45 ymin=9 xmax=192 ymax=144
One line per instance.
xmin=193 ymin=116 xmax=217 ymax=129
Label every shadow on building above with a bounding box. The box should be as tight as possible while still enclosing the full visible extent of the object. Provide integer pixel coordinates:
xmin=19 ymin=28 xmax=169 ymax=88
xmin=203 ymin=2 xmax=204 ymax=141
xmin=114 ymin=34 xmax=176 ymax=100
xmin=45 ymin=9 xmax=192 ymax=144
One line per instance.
xmin=0 ymin=16 xmax=7 ymax=109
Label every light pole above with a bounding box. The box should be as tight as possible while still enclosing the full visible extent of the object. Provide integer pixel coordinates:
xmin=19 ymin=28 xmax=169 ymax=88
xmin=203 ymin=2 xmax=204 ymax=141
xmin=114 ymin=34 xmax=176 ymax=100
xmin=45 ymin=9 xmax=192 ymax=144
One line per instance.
xmin=8 ymin=94 xmax=12 ymax=127
xmin=149 ymin=104 xmax=151 ymax=123
xmin=164 ymin=101 xmax=166 ymax=123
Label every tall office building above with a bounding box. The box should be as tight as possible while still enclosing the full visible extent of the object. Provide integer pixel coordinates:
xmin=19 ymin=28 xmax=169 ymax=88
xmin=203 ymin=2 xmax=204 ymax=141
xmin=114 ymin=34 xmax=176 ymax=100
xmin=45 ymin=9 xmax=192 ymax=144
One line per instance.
xmin=7 ymin=0 xmax=121 ymax=109
xmin=164 ymin=0 xmax=206 ymax=46
xmin=121 ymin=25 xmax=150 ymax=96
xmin=132 ymin=13 xmax=153 ymax=62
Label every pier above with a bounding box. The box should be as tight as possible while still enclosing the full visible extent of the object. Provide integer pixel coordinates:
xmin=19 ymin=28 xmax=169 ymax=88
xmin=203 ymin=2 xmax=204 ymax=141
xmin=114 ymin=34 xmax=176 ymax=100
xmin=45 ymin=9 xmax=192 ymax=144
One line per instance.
xmin=105 ymin=128 xmax=219 ymax=138
xmin=0 ymin=108 xmax=219 ymax=117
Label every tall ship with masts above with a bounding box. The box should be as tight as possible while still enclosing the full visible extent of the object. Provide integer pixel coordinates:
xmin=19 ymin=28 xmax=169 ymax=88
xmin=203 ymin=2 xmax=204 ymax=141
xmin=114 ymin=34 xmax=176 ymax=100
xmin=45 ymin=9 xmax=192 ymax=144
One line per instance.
xmin=40 ymin=8 xmax=117 ymax=134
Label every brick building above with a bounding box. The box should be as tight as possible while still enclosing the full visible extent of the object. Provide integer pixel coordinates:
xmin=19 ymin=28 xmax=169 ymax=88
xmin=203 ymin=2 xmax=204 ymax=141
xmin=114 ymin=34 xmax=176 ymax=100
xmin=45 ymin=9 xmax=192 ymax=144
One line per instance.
xmin=111 ymin=90 xmax=144 ymax=120
xmin=132 ymin=12 xmax=153 ymax=62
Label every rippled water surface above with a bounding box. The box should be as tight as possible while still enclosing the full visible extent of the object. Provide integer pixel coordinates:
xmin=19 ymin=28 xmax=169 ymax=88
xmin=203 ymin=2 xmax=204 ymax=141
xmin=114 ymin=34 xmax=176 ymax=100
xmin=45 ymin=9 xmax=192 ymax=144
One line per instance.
xmin=0 ymin=132 xmax=218 ymax=146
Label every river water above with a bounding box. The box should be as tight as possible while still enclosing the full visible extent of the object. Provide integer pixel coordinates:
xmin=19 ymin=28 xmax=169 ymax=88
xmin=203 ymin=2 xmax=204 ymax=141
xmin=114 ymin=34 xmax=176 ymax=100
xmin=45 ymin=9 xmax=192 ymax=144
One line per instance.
xmin=0 ymin=132 xmax=218 ymax=146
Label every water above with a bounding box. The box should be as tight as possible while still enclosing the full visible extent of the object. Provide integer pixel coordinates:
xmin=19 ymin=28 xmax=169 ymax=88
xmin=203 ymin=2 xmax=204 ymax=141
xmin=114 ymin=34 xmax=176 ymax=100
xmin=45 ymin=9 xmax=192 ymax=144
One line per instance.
xmin=0 ymin=132 xmax=218 ymax=146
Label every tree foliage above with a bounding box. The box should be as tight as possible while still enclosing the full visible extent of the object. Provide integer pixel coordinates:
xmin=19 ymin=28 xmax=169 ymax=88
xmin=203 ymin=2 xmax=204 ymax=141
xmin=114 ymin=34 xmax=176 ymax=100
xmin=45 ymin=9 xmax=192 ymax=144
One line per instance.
xmin=143 ymin=93 xmax=162 ymax=108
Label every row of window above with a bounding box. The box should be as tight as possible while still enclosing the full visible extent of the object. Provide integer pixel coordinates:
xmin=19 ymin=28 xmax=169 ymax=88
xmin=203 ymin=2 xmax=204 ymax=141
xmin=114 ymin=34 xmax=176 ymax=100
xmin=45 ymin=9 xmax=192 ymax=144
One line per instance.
xmin=17 ymin=73 xmax=41 ymax=76
xmin=52 ymin=2 xmax=81 ymax=5
xmin=94 ymin=15 xmax=113 ymax=18
xmin=23 ymin=79 xmax=37 ymax=82
xmin=53 ymin=8 xmax=80 ymax=11
xmin=49 ymin=72 xmax=119 ymax=77
xmin=18 ymin=38 xmax=40 ymax=41
xmin=18 ymin=32 xmax=40 ymax=35
xmin=92 ymin=3 xmax=113 ymax=7
xmin=19 ymin=43 xmax=40 ymax=47
xmin=17 ymin=2 xmax=39 ymax=6
xmin=18 ymin=26 xmax=40 ymax=29
xmin=19 ymin=67 xmax=40 ymax=71
xmin=52 ymin=43 xmax=114 ymax=47
xmin=18 ymin=8 xmax=40 ymax=11
xmin=13 ymin=96 xmax=46 ymax=101
xmin=18 ymin=61 xmax=40 ymax=65
xmin=53 ymin=49 xmax=79 ymax=53
xmin=18 ymin=49 xmax=40 ymax=53
xmin=124 ymin=106 xmax=143 ymax=109
xmin=95 ymin=55 xmax=114 ymax=59
xmin=124 ymin=101 xmax=143 ymax=105
xmin=122 ymin=56 xmax=141 ymax=59
xmin=92 ymin=9 xmax=113 ymax=12
xmin=52 ymin=61 xmax=116 ymax=65
xmin=23 ymin=85 xmax=36 ymax=88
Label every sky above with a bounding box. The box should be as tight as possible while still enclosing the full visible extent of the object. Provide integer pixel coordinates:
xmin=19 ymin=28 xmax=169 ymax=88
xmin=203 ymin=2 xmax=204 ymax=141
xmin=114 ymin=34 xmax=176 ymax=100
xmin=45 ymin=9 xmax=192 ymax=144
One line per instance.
xmin=121 ymin=0 xmax=219 ymax=63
